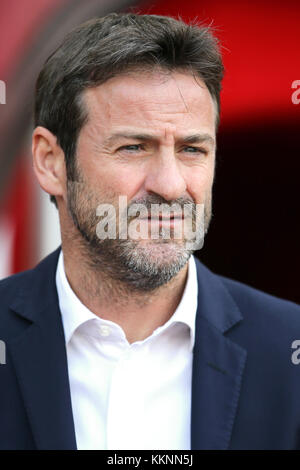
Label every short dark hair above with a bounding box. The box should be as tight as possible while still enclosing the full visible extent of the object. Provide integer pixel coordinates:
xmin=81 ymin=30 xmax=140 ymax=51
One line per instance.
xmin=34 ymin=13 xmax=224 ymax=206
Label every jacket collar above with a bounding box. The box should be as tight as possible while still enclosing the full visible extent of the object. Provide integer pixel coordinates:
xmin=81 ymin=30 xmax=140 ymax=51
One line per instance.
xmin=191 ymin=258 xmax=247 ymax=449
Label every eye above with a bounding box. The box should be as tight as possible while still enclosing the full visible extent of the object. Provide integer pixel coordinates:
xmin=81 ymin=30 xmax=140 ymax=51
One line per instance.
xmin=182 ymin=146 xmax=208 ymax=155
xmin=118 ymin=144 xmax=143 ymax=152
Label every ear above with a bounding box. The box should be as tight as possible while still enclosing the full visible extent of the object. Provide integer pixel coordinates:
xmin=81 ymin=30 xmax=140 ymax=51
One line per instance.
xmin=32 ymin=126 xmax=66 ymax=202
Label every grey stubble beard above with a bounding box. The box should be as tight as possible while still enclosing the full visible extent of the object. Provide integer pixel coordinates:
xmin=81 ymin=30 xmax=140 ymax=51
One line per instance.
xmin=66 ymin=178 xmax=212 ymax=293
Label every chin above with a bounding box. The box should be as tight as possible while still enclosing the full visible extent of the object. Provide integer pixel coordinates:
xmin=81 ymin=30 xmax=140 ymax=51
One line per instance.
xmin=135 ymin=239 xmax=190 ymax=262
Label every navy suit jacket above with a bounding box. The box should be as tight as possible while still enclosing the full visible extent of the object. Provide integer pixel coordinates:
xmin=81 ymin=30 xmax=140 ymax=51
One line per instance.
xmin=1 ymin=247 xmax=300 ymax=450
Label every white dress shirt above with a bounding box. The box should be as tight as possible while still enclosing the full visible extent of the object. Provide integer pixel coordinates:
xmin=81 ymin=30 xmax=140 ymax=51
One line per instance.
xmin=56 ymin=251 xmax=198 ymax=450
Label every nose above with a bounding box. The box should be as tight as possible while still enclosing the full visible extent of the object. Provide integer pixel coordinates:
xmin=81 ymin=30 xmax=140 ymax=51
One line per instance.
xmin=143 ymin=151 xmax=187 ymax=201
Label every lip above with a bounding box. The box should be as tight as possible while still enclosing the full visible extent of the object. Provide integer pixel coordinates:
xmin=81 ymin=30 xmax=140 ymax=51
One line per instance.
xmin=139 ymin=216 xmax=184 ymax=226
xmin=146 ymin=214 xmax=184 ymax=220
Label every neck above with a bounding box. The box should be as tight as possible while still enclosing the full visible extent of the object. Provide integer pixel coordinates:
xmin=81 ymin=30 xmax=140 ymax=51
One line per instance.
xmin=60 ymin=236 xmax=189 ymax=344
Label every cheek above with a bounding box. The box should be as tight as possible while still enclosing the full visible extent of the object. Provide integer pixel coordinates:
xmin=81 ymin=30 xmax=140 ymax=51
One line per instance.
xmin=95 ymin=167 xmax=144 ymax=201
xmin=186 ymin=168 xmax=214 ymax=204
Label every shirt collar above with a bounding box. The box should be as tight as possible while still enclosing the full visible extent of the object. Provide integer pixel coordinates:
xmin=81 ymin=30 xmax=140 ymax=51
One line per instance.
xmin=149 ymin=255 xmax=197 ymax=351
xmin=56 ymin=250 xmax=197 ymax=351
xmin=56 ymin=251 xmax=98 ymax=344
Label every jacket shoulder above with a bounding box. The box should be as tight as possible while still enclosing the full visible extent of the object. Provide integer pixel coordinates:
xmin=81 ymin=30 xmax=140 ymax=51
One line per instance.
xmin=0 ymin=247 xmax=61 ymax=333
xmin=0 ymin=247 xmax=60 ymax=297
xmin=216 ymin=270 xmax=300 ymax=334
xmin=218 ymin=272 xmax=299 ymax=312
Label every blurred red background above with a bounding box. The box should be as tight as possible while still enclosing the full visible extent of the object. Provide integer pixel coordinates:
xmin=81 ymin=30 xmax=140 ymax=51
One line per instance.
xmin=0 ymin=0 xmax=299 ymax=301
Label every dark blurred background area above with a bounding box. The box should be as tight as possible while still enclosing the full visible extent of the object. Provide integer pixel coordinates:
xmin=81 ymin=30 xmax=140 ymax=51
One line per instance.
xmin=0 ymin=0 xmax=299 ymax=303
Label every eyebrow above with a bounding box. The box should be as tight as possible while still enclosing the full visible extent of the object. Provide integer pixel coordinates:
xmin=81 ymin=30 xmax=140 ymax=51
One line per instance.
xmin=180 ymin=133 xmax=215 ymax=147
xmin=104 ymin=132 xmax=215 ymax=147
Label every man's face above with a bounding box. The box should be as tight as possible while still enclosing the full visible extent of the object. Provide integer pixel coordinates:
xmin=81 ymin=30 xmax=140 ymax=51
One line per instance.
xmin=66 ymin=70 xmax=216 ymax=290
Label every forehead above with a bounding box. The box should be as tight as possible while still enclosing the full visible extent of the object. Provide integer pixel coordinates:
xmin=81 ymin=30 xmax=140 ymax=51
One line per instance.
xmin=82 ymin=70 xmax=216 ymax=136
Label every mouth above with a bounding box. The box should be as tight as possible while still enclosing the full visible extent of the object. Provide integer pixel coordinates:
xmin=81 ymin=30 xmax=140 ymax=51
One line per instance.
xmin=146 ymin=213 xmax=184 ymax=221
xmin=140 ymin=214 xmax=185 ymax=230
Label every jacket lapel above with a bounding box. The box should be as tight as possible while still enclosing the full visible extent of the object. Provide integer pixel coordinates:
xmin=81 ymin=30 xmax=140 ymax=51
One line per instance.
xmin=7 ymin=248 xmax=77 ymax=450
xmin=191 ymin=259 xmax=247 ymax=449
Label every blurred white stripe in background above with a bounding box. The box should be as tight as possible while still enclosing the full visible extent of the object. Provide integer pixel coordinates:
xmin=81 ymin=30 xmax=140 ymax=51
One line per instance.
xmin=0 ymin=216 xmax=14 ymax=279
xmin=39 ymin=185 xmax=61 ymax=261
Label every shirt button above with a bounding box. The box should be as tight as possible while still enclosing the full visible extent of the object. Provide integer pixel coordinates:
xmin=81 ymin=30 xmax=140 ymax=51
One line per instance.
xmin=99 ymin=325 xmax=111 ymax=337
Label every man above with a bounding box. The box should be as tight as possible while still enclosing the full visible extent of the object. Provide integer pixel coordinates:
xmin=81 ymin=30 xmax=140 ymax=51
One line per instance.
xmin=0 ymin=13 xmax=300 ymax=450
